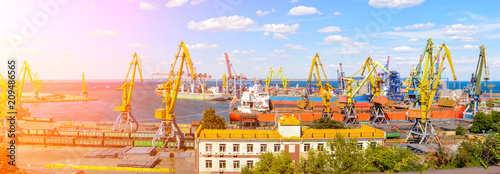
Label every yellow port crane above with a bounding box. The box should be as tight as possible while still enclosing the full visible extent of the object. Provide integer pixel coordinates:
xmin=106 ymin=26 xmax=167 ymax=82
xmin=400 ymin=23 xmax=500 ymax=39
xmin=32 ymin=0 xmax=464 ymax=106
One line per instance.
xmin=463 ymin=45 xmax=489 ymax=117
xmin=406 ymin=38 xmax=457 ymax=144
xmin=0 ymin=73 xmax=7 ymax=119
xmin=265 ymin=67 xmax=275 ymax=92
xmin=152 ymin=42 xmax=196 ymax=149
xmin=301 ymin=53 xmax=335 ymax=117
xmin=276 ymin=67 xmax=289 ymax=93
xmin=112 ymin=53 xmax=143 ymax=133
xmin=82 ymin=72 xmax=88 ymax=98
xmin=15 ymin=61 xmax=37 ymax=119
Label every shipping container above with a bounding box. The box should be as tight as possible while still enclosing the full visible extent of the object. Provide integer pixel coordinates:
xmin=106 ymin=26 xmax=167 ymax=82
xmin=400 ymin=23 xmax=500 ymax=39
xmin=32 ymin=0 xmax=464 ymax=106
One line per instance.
xmin=75 ymin=138 xmax=103 ymax=147
xmin=104 ymin=132 xmax=130 ymax=139
xmin=79 ymin=131 xmax=104 ymax=138
xmin=133 ymin=140 xmax=164 ymax=147
xmin=104 ymin=139 xmax=134 ymax=147
xmin=18 ymin=136 xmax=45 ymax=145
xmin=386 ymin=132 xmax=401 ymax=139
xmin=58 ymin=130 xmax=79 ymax=137
xmin=130 ymin=132 xmax=156 ymax=139
xmin=45 ymin=137 xmax=75 ymax=146
xmin=34 ymin=117 xmax=53 ymax=122
xmin=165 ymin=142 xmax=178 ymax=148
xmin=23 ymin=117 xmax=36 ymax=121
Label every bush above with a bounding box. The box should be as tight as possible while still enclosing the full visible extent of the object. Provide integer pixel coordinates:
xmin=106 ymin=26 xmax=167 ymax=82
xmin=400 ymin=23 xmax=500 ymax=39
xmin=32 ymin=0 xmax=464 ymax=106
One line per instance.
xmin=470 ymin=112 xmax=493 ymax=133
xmin=456 ymin=125 xmax=466 ymax=136
xmin=201 ymin=107 xmax=226 ymax=129
xmin=309 ymin=117 xmax=345 ymax=129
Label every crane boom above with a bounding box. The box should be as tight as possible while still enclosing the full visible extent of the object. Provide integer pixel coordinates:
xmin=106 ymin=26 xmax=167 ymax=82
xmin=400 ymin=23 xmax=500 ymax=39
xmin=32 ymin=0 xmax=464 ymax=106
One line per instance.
xmin=265 ymin=67 xmax=275 ymax=92
xmin=474 ymin=45 xmax=488 ymax=95
xmin=224 ymin=53 xmax=232 ymax=79
xmin=306 ymin=53 xmax=334 ymax=116
xmin=276 ymin=67 xmax=288 ymax=92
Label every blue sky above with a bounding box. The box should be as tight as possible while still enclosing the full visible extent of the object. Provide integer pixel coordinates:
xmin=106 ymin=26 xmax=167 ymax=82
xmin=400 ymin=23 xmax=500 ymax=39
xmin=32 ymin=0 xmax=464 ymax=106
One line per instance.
xmin=0 ymin=0 xmax=499 ymax=81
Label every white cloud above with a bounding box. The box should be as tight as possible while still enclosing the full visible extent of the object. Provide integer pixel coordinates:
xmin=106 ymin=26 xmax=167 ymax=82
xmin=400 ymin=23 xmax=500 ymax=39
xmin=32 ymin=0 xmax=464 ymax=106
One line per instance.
xmin=323 ymin=35 xmax=369 ymax=46
xmin=290 ymin=0 xmax=298 ymax=3
xmin=284 ymin=43 xmax=307 ymax=50
xmin=139 ymin=1 xmax=155 ymax=10
xmin=333 ymin=12 xmax=341 ymax=15
xmin=391 ymin=46 xmax=418 ymax=52
xmin=256 ymin=10 xmax=270 ymax=16
xmin=444 ymin=24 xmax=478 ymax=35
xmin=450 ymin=44 xmax=478 ymax=50
xmin=261 ymin=23 xmax=299 ymax=34
xmin=335 ymin=50 xmax=360 ymax=55
xmin=273 ymin=33 xmax=289 ymax=39
xmin=125 ymin=0 xmax=135 ymax=2
xmin=272 ymin=8 xmax=277 ymax=13
xmin=166 ymin=0 xmax=188 ymax=7
xmin=187 ymin=15 xmax=255 ymax=31
xmin=327 ymin=64 xmax=339 ymax=68
xmin=249 ymin=57 xmax=269 ymax=61
xmin=288 ymin=6 xmax=320 ymax=16
xmin=449 ymin=36 xmax=477 ymax=42
xmin=231 ymin=50 xmax=240 ymax=54
xmin=396 ymin=22 xmax=435 ymax=30
xmin=368 ymin=0 xmax=425 ymax=9
xmin=129 ymin=43 xmax=151 ymax=50
xmin=317 ymin=26 xmax=341 ymax=33
xmin=269 ymin=54 xmax=277 ymax=57
xmin=187 ymin=43 xmax=221 ymax=50
xmin=408 ymin=38 xmax=419 ymax=42
xmin=263 ymin=32 xmax=270 ymax=36
xmin=281 ymin=54 xmax=291 ymax=58
xmin=230 ymin=50 xmax=254 ymax=54
xmin=190 ymin=0 xmax=207 ymax=5
xmin=86 ymin=29 xmax=119 ymax=37
xmin=273 ymin=49 xmax=285 ymax=53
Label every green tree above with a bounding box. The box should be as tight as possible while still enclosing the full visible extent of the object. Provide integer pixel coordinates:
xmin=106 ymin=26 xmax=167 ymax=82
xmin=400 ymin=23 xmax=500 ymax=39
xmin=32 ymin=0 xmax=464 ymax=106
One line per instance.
xmin=425 ymin=145 xmax=456 ymax=169
xmin=470 ymin=112 xmax=493 ymax=133
xmin=365 ymin=143 xmax=426 ymax=172
xmin=327 ymin=134 xmax=367 ymax=173
xmin=241 ymin=165 xmax=253 ymax=174
xmin=492 ymin=111 xmax=500 ymax=123
xmin=201 ymin=107 xmax=226 ymax=129
xmin=299 ymin=149 xmax=332 ymax=174
xmin=456 ymin=125 xmax=467 ymax=136
xmin=251 ymin=151 xmax=297 ymax=174
xmin=309 ymin=117 xmax=345 ymax=129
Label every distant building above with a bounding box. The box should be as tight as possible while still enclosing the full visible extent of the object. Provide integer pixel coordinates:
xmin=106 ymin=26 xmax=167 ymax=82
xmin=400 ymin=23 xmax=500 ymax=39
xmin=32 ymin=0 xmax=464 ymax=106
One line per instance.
xmin=194 ymin=116 xmax=386 ymax=174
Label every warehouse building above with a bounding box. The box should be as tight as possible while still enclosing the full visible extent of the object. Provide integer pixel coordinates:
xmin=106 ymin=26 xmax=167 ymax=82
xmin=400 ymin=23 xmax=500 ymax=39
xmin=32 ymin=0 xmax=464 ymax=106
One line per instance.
xmin=194 ymin=116 xmax=386 ymax=174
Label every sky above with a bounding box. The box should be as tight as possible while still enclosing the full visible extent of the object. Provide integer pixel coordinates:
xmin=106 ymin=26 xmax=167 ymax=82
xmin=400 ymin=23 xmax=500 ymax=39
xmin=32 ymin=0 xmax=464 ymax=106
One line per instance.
xmin=0 ymin=0 xmax=499 ymax=81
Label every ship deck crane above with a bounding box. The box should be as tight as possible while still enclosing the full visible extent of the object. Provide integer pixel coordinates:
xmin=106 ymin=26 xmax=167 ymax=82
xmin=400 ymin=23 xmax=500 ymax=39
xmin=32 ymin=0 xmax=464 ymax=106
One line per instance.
xmin=152 ymin=42 xmax=196 ymax=149
xmin=405 ymin=38 xmax=457 ymax=145
xmin=302 ymin=53 xmax=335 ymax=117
xmin=112 ymin=53 xmax=143 ymax=133
xmin=82 ymin=72 xmax=88 ymax=98
xmin=463 ymin=45 xmax=489 ymax=118
xmin=265 ymin=67 xmax=275 ymax=92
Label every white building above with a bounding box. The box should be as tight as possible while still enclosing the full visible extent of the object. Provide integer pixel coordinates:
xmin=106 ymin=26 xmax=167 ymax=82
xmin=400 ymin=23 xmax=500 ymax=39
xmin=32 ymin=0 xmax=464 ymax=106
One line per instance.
xmin=194 ymin=116 xmax=386 ymax=174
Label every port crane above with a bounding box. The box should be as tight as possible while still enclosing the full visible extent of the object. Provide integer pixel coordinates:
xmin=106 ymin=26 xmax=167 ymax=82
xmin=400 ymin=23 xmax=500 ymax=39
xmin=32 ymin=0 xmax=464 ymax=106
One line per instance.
xmin=276 ymin=67 xmax=289 ymax=93
xmin=16 ymin=61 xmax=38 ymax=119
xmin=301 ymin=53 xmax=335 ymax=117
xmin=112 ymin=53 xmax=143 ymax=133
xmin=463 ymin=45 xmax=489 ymax=118
xmin=265 ymin=67 xmax=275 ymax=92
xmin=152 ymin=42 xmax=196 ymax=149
xmin=341 ymin=67 xmax=376 ymax=124
xmin=223 ymin=53 xmax=247 ymax=98
xmin=82 ymin=72 xmax=88 ymax=98
xmin=406 ymin=38 xmax=456 ymax=144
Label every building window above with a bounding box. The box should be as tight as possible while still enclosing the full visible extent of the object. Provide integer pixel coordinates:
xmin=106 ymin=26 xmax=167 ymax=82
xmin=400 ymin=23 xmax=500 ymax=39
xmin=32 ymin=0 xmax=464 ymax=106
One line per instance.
xmin=358 ymin=142 xmax=363 ymax=148
xmin=247 ymin=144 xmax=253 ymax=152
xmin=206 ymin=144 xmax=212 ymax=152
xmin=318 ymin=143 xmax=324 ymax=151
xmin=274 ymin=144 xmax=281 ymax=152
xmin=304 ymin=144 xmax=310 ymax=151
xmin=206 ymin=160 xmax=212 ymax=169
xmin=233 ymin=144 xmax=240 ymax=152
xmin=247 ymin=160 xmax=253 ymax=167
xmin=233 ymin=160 xmax=240 ymax=169
xmin=219 ymin=160 xmax=226 ymax=169
xmin=260 ymin=144 xmax=267 ymax=152
xmin=220 ymin=144 xmax=226 ymax=152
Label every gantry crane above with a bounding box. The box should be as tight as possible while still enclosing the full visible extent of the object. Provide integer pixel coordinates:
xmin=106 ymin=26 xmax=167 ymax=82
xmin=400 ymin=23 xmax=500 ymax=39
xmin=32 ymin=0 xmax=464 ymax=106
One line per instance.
xmin=301 ymin=53 xmax=335 ymax=117
xmin=265 ymin=67 xmax=275 ymax=92
xmin=405 ymin=38 xmax=457 ymax=145
xmin=82 ymin=72 xmax=88 ymax=98
xmin=463 ymin=45 xmax=489 ymax=118
xmin=276 ymin=67 xmax=289 ymax=93
xmin=152 ymin=42 xmax=196 ymax=149
xmin=112 ymin=53 xmax=143 ymax=133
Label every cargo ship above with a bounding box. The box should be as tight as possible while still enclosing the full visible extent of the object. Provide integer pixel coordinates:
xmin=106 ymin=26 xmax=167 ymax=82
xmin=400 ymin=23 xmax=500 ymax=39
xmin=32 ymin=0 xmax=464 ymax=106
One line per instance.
xmin=155 ymin=84 xmax=229 ymax=101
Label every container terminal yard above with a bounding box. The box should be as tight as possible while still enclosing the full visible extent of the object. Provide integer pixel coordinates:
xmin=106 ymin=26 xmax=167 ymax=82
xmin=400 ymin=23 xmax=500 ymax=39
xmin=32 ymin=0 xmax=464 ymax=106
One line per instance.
xmin=3 ymin=1 xmax=500 ymax=174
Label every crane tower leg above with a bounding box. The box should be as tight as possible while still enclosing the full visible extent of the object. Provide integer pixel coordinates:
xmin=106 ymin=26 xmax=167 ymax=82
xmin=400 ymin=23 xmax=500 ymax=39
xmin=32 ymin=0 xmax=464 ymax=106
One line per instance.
xmin=112 ymin=112 xmax=139 ymax=133
xmin=152 ymin=121 xmax=185 ymax=149
xmin=369 ymin=103 xmax=387 ymax=124
xmin=341 ymin=104 xmax=359 ymax=124
xmin=405 ymin=118 xmax=440 ymax=145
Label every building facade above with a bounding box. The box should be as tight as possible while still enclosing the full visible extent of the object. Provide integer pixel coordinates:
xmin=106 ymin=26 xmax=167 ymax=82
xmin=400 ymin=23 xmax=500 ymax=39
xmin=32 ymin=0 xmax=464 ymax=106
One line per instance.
xmin=194 ymin=116 xmax=386 ymax=174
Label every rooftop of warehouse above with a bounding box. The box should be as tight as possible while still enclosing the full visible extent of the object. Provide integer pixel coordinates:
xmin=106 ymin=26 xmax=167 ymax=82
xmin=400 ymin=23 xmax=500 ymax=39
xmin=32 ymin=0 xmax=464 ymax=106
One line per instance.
xmin=196 ymin=124 xmax=385 ymax=140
